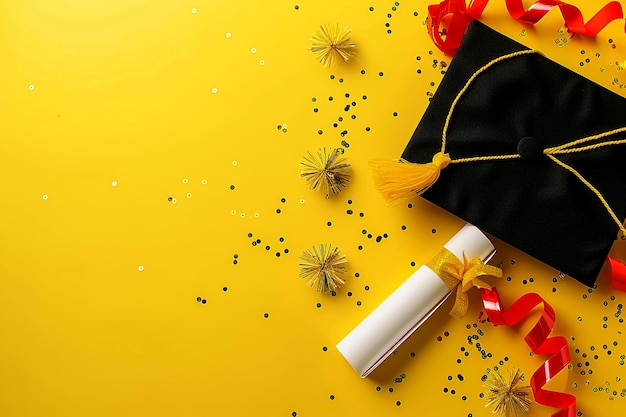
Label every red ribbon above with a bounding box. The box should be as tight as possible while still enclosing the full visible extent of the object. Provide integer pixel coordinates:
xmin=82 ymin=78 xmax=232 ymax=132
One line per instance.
xmin=427 ymin=0 xmax=625 ymax=55
xmin=607 ymin=256 xmax=626 ymax=291
xmin=480 ymin=287 xmax=576 ymax=417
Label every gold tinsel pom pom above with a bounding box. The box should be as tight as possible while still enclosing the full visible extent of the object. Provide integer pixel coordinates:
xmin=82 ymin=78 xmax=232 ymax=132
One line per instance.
xmin=309 ymin=24 xmax=356 ymax=67
xmin=484 ymin=368 xmax=532 ymax=417
xmin=300 ymin=148 xmax=351 ymax=199
xmin=299 ymin=244 xmax=347 ymax=293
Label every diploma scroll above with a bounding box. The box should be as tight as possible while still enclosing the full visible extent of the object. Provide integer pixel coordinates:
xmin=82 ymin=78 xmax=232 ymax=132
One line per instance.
xmin=336 ymin=223 xmax=496 ymax=377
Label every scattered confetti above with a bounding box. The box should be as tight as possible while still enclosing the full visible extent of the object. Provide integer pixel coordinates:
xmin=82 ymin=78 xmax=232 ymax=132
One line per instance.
xmin=299 ymin=244 xmax=347 ymax=293
xmin=309 ymin=24 xmax=356 ymax=67
xmin=300 ymin=147 xmax=351 ymax=198
xmin=484 ymin=368 xmax=532 ymax=416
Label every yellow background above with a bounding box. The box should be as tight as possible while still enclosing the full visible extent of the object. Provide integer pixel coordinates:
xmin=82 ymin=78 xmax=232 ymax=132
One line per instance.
xmin=2 ymin=1 xmax=626 ymax=416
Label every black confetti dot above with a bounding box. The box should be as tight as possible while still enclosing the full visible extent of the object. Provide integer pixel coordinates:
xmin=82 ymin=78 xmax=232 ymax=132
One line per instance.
xmin=264 ymin=313 xmax=269 ymax=318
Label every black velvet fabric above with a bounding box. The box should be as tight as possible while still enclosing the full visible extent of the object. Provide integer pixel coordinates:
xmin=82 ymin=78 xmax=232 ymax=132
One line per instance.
xmin=401 ymin=21 xmax=626 ymax=287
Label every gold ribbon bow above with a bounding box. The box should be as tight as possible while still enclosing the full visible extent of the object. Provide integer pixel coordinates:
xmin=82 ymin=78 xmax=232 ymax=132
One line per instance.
xmin=426 ymin=248 xmax=503 ymax=319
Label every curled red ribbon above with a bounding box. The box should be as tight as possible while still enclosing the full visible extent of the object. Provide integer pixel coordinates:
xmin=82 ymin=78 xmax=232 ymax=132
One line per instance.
xmin=427 ymin=0 xmax=625 ymax=55
xmin=480 ymin=287 xmax=576 ymax=417
xmin=607 ymin=256 xmax=626 ymax=291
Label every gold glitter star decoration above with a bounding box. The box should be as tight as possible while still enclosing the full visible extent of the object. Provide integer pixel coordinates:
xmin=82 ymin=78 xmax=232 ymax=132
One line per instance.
xmin=299 ymin=244 xmax=347 ymax=293
xmin=483 ymin=368 xmax=532 ymax=417
xmin=300 ymin=147 xmax=351 ymax=198
xmin=309 ymin=23 xmax=356 ymax=67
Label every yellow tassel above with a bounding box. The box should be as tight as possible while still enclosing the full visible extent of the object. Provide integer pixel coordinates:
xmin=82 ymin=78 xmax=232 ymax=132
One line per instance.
xmin=369 ymin=152 xmax=451 ymax=204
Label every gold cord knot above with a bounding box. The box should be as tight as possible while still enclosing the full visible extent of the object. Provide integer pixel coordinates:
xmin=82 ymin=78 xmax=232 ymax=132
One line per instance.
xmin=432 ymin=152 xmax=451 ymax=170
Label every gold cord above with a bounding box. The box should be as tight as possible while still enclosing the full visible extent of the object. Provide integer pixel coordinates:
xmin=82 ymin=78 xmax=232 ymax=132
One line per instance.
xmin=441 ymin=50 xmax=541 ymax=154
xmin=439 ymin=50 xmax=626 ymax=235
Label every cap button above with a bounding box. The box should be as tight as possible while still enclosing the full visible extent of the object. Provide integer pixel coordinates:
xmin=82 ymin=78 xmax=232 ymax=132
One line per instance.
xmin=517 ymin=136 xmax=543 ymax=162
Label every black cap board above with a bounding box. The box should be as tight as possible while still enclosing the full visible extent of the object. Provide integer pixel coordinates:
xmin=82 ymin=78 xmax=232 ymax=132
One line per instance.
xmin=373 ymin=21 xmax=626 ymax=287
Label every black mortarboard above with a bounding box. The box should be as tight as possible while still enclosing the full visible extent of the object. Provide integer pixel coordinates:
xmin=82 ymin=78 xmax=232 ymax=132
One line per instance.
xmin=372 ymin=21 xmax=626 ymax=288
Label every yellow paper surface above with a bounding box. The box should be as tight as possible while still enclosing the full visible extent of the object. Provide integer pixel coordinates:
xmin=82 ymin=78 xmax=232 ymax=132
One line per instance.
xmin=2 ymin=1 xmax=626 ymax=416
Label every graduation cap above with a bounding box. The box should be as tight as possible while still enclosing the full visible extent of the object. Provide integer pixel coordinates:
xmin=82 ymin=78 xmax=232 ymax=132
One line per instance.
xmin=371 ymin=21 xmax=626 ymax=288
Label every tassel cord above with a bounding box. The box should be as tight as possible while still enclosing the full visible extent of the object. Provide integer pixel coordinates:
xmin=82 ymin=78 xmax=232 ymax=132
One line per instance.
xmin=373 ymin=49 xmax=626 ymax=235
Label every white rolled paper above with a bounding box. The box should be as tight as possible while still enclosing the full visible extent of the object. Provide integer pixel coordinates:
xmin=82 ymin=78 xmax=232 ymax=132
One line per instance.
xmin=336 ymin=223 xmax=496 ymax=377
